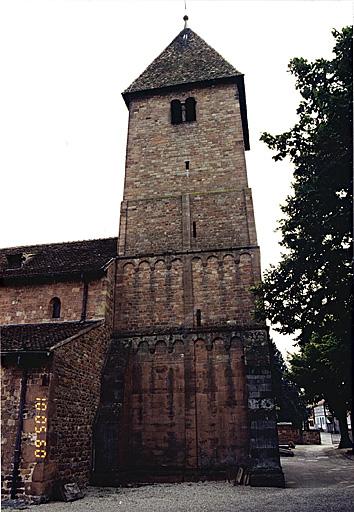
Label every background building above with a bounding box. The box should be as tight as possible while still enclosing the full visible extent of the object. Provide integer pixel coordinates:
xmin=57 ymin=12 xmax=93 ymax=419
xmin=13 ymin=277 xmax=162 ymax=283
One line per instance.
xmin=1 ymin=239 xmax=116 ymax=499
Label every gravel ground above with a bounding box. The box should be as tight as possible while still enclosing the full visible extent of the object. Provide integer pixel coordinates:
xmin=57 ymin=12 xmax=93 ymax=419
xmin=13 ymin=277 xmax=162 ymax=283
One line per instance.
xmin=4 ymin=445 xmax=354 ymax=512
xmin=8 ymin=482 xmax=354 ymax=512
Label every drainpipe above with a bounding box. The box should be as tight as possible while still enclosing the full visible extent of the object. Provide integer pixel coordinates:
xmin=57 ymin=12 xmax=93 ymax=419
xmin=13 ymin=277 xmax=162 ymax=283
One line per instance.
xmin=10 ymin=359 xmax=28 ymax=499
xmin=81 ymin=274 xmax=89 ymax=322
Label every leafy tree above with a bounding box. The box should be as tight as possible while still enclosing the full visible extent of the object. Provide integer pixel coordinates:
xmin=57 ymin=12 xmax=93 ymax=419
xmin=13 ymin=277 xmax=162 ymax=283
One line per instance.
xmin=256 ymin=27 xmax=353 ymax=447
xmin=270 ymin=342 xmax=307 ymax=430
xmin=288 ymin=334 xmax=352 ymax=447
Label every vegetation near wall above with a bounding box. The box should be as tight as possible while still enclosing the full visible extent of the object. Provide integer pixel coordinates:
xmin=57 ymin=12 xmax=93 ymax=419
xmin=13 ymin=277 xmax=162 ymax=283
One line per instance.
xmin=256 ymin=26 xmax=353 ymax=448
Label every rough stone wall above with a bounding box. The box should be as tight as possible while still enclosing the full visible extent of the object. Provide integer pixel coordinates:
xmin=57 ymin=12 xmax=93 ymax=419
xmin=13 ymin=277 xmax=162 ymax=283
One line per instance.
xmin=117 ymin=84 xmax=257 ymax=260
xmin=1 ymin=360 xmax=54 ymax=500
xmin=243 ymin=330 xmax=284 ymax=486
xmin=1 ymin=364 xmax=22 ymax=497
xmin=47 ymin=324 xmax=111 ymax=491
xmin=93 ymin=332 xmax=250 ymax=483
xmin=0 ymin=267 xmax=115 ymax=325
xmin=115 ymin=257 xmax=184 ymax=331
xmin=115 ymin=250 xmax=260 ymax=333
xmin=189 ymin=190 xmax=255 ymax=251
xmin=191 ymin=252 xmax=258 ymax=327
xmin=86 ymin=264 xmax=116 ymax=325
xmin=0 ymin=282 xmax=84 ymax=324
xmin=277 ymin=424 xmax=302 ymax=445
xmin=301 ymin=431 xmax=321 ymax=445
xmin=106 ymin=77 xmax=284 ymax=485
xmin=123 ymin=84 xmax=248 ymax=201
xmin=121 ymin=197 xmax=183 ymax=255
xmin=277 ymin=425 xmax=321 ymax=445
xmin=119 ymin=189 xmax=257 ymax=257
xmin=1 ymin=324 xmax=111 ymax=501
xmin=0 ymin=260 xmax=115 ymax=501
xmin=115 ymin=82 xmax=260 ymax=335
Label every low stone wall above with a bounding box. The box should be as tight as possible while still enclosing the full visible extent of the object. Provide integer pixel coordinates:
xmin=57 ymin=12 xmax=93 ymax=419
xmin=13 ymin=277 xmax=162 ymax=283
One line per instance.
xmin=302 ymin=430 xmax=321 ymax=445
xmin=277 ymin=424 xmax=321 ymax=445
xmin=277 ymin=424 xmax=302 ymax=445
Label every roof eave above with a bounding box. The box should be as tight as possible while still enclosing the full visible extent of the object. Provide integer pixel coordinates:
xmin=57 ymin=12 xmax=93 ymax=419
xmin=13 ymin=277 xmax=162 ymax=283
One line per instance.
xmin=0 ymin=267 xmax=108 ymax=286
xmin=122 ymin=74 xmax=250 ymax=151
xmin=122 ymin=75 xmax=240 ymax=104
xmin=0 ymin=320 xmax=103 ymax=355
xmin=48 ymin=320 xmax=103 ymax=351
xmin=236 ymin=75 xmax=250 ymax=151
xmin=1 ymin=350 xmax=51 ymax=356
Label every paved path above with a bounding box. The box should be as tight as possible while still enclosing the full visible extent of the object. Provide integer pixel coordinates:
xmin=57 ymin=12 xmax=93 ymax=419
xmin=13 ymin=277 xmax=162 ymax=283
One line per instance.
xmin=282 ymin=443 xmax=354 ymax=489
xmin=5 ymin=443 xmax=354 ymax=512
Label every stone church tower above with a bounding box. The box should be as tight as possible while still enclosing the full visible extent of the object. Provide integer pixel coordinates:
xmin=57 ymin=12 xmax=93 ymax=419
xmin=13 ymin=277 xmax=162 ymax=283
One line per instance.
xmin=93 ymin=22 xmax=284 ymax=487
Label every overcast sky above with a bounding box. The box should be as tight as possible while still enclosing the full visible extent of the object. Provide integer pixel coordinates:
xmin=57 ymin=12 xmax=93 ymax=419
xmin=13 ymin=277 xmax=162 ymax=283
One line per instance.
xmin=0 ymin=0 xmax=352 ymax=356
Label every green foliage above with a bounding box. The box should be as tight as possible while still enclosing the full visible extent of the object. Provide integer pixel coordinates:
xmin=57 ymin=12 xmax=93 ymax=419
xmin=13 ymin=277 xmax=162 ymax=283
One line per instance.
xmin=257 ymin=27 xmax=353 ymax=431
xmin=270 ymin=342 xmax=307 ymax=429
xmin=258 ymin=26 xmax=353 ymax=345
xmin=288 ymin=334 xmax=351 ymax=416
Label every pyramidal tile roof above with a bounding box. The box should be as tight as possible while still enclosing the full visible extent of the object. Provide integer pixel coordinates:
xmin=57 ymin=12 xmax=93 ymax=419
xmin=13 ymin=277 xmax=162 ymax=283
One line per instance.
xmin=124 ymin=28 xmax=242 ymax=95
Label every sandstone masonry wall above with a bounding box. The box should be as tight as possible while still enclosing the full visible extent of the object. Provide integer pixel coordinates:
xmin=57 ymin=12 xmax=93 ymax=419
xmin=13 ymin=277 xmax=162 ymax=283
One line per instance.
xmin=1 ymin=364 xmax=23 ymax=497
xmin=119 ymin=188 xmax=257 ymax=257
xmin=1 ymin=361 xmax=54 ymax=500
xmin=1 ymin=324 xmax=111 ymax=501
xmin=115 ymin=83 xmax=260 ymax=337
xmin=0 ymin=282 xmax=84 ymax=324
xmin=99 ymin=75 xmax=284 ymax=485
xmin=0 ymin=266 xmax=115 ymax=325
xmin=122 ymin=337 xmax=249 ymax=475
xmin=47 ymin=324 xmax=110 ymax=491
xmin=115 ymin=249 xmax=260 ymax=333
xmin=123 ymin=84 xmax=248 ymax=201
xmin=86 ymin=265 xmax=116 ymax=325
xmin=94 ymin=332 xmax=250 ymax=483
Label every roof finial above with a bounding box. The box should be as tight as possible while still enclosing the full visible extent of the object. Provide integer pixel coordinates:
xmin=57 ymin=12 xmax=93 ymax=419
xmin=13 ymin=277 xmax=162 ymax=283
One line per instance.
xmin=183 ymin=0 xmax=188 ymax=29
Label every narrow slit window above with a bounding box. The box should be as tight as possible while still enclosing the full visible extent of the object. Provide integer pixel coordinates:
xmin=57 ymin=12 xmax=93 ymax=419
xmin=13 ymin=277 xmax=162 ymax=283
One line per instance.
xmin=192 ymin=221 xmax=197 ymax=238
xmin=196 ymin=309 xmax=202 ymax=327
xmin=50 ymin=297 xmax=61 ymax=319
xmin=185 ymin=97 xmax=196 ymax=122
xmin=185 ymin=160 xmax=190 ymax=170
xmin=42 ymin=374 xmax=50 ymax=386
xmin=171 ymin=99 xmax=182 ymax=124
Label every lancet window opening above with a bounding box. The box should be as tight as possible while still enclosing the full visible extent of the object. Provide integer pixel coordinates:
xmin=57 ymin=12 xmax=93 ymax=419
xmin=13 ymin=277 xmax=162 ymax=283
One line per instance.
xmin=171 ymin=97 xmax=196 ymax=124
xmin=50 ymin=297 xmax=61 ymax=319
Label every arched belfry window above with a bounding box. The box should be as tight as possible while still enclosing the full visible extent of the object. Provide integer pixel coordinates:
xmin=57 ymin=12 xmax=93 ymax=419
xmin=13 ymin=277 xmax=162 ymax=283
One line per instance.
xmin=171 ymin=99 xmax=182 ymax=124
xmin=185 ymin=97 xmax=196 ymax=122
xmin=170 ymin=97 xmax=197 ymax=124
xmin=50 ymin=297 xmax=61 ymax=319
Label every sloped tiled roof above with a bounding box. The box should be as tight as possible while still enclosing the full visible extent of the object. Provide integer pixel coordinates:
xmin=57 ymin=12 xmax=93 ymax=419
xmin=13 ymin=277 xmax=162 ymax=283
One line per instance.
xmin=123 ymin=27 xmax=250 ymax=151
xmin=0 ymin=237 xmax=117 ymax=282
xmin=0 ymin=321 xmax=101 ymax=353
xmin=124 ymin=28 xmax=242 ymax=95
